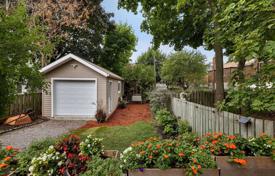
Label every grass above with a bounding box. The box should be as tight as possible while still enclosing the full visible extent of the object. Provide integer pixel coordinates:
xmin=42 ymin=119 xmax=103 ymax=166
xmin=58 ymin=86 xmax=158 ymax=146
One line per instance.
xmin=72 ymin=121 xmax=158 ymax=152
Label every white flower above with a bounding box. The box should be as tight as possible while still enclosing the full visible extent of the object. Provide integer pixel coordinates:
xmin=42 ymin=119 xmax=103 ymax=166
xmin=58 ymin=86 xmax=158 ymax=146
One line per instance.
xmin=249 ymin=84 xmax=257 ymax=89
xmin=29 ymin=166 xmax=34 ymax=172
xmin=49 ymin=145 xmax=54 ymax=150
xmin=123 ymin=147 xmax=132 ymax=154
xmin=266 ymin=82 xmax=273 ymax=89
xmin=88 ymin=144 xmax=91 ymax=147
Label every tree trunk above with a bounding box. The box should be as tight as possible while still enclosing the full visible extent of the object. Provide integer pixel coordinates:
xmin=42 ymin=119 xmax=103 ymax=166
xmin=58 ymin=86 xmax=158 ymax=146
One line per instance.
xmin=213 ymin=44 xmax=224 ymax=103
xmin=237 ymin=58 xmax=246 ymax=82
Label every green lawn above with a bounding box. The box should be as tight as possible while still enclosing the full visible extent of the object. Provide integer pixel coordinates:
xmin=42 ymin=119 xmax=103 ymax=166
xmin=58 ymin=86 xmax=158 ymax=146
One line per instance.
xmin=72 ymin=121 xmax=158 ymax=152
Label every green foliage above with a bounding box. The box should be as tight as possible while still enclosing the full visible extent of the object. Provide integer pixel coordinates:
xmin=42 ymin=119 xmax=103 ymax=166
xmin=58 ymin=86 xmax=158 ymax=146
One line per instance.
xmin=137 ymin=48 xmax=166 ymax=82
xmin=178 ymin=119 xmax=191 ymax=135
xmin=16 ymin=138 xmax=56 ymax=175
xmin=149 ymin=89 xmax=173 ymax=114
xmin=155 ymin=109 xmax=178 ymax=138
xmin=0 ymin=146 xmax=18 ymax=175
xmin=220 ymin=64 xmax=275 ymax=114
xmin=122 ymin=64 xmax=155 ymax=101
xmin=161 ymin=50 xmax=207 ymax=89
xmin=0 ymin=1 xmax=53 ymax=118
xmin=80 ymin=157 xmax=122 ymax=176
xmin=80 ymin=136 xmax=104 ymax=157
xmin=101 ymin=24 xmax=137 ymax=75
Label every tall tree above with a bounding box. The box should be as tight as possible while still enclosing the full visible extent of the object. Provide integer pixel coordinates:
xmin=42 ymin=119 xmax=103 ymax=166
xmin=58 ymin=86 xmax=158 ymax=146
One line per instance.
xmin=137 ymin=48 xmax=166 ymax=82
xmin=100 ymin=24 xmax=137 ymax=75
xmin=119 ymin=0 xmax=228 ymax=102
xmin=0 ymin=1 xmax=53 ymax=118
xmin=161 ymin=50 xmax=207 ymax=89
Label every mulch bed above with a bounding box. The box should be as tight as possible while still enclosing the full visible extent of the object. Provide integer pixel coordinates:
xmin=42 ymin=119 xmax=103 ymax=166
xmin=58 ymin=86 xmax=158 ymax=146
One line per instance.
xmin=80 ymin=103 xmax=152 ymax=129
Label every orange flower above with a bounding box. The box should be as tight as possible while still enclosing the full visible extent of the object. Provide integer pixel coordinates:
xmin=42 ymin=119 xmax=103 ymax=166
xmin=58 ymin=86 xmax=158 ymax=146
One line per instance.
xmin=197 ymin=164 xmax=201 ymax=169
xmin=191 ymin=166 xmax=198 ymax=175
xmin=148 ymin=155 xmax=153 ymax=159
xmin=6 ymin=146 xmax=13 ymax=151
xmin=168 ymin=143 xmax=173 ymax=146
xmin=156 ymin=144 xmax=161 ymax=149
xmin=224 ymin=143 xmax=237 ymax=150
xmin=147 ymin=144 xmax=152 ymax=149
xmin=212 ymin=140 xmax=218 ymax=144
xmin=192 ymin=158 xmax=197 ymax=164
xmin=200 ymin=145 xmax=206 ymax=149
xmin=163 ymin=154 xmax=169 ymax=159
xmin=178 ymin=152 xmax=185 ymax=157
xmin=4 ymin=157 xmax=11 ymax=162
xmin=228 ymin=135 xmax=236 ymax=140
xmin=139 ymin=151 xmax=146 ymax=155
xmin=0 ymin=163 xmax=8 ymax=168
xmin=233 ymin=158 xmax=247 ymax=165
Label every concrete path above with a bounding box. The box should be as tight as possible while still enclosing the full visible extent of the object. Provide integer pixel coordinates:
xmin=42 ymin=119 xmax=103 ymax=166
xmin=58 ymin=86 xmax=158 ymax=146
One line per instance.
xmin=0 ymin=120 xmax=86 ymax=149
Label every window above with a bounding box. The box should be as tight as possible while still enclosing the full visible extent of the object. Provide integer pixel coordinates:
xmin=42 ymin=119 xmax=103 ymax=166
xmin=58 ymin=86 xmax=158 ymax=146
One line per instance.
xmin=118 ymin=81 xmax=121 ymax=93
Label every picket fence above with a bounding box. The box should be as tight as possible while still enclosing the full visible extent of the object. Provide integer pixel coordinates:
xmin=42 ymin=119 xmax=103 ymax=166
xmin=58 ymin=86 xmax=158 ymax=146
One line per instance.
xmin=172 ymin=98 xmax=274 ymax=138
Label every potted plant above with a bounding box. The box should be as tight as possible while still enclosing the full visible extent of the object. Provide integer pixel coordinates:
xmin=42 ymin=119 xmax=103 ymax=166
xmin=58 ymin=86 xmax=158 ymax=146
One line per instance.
xmin=95 ymin=109 xmax=107 ymax=123
xmin=121 ymin=137 xmax=219 ymax=176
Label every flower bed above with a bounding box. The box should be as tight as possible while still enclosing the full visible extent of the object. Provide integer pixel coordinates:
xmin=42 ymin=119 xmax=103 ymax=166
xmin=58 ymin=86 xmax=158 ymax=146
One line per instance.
xmin=121 ymin=137 xmax=217 ymax=176
xmin=0 ymin=146 xmax=18 ymax=175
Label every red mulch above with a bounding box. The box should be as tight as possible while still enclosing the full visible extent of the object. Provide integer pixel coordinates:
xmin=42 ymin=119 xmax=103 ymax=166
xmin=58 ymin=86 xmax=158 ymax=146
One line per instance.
xmin=80 ymin=103 xmax=152 ymax=129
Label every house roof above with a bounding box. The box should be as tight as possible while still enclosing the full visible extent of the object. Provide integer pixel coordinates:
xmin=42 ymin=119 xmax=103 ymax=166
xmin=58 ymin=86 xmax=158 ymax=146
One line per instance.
xmin=40 ymin=53 xmax=123 ymax=80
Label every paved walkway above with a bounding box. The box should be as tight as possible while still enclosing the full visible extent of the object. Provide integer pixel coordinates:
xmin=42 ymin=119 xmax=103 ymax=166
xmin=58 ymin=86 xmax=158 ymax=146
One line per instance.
xmin=0 ymin=120 xmax=86 ymax=149
xmin=81 ymin=103 xmax=152 ymax=128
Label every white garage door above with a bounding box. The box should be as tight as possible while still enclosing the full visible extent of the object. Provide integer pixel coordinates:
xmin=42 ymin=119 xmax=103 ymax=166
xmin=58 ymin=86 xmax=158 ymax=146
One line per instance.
xmin=53 ymin=80 xmax=97 ymax=117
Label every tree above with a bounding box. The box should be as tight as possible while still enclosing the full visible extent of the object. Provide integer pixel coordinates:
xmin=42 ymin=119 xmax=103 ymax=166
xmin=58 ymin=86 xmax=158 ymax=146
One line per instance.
xmin=53 ymin=1 xmax=115 ymax=64
xmin=119 ymin=0 xmax=228 ymax=102
xmin=122 ymin=64 xmax=155 ymax=100
xmin=161 ymin=50 xmax=207 ymax=89
xmin=137 ymin=48 xmax=166 ymax=82
xmin=0 ymin=1 xmax=53 ymax=118
xmin=100 ymin=24 xmax=137 ymax=75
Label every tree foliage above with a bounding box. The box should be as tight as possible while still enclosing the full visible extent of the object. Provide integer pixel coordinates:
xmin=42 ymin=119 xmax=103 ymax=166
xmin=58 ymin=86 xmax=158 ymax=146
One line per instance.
xmin=122 ymin=64 xmax=155 ymax=100
xmin=100 ymin=24 xmax=137 ymax=75
xmin=0 ymin=1 xmax=53 ymax=118
xmin=161 ymin=50 xmax=207 ymax=89
xmin=119 ymin=0 xmax=226 ymax=102
xmin=137 ymin=48 xmax=166 ymax=82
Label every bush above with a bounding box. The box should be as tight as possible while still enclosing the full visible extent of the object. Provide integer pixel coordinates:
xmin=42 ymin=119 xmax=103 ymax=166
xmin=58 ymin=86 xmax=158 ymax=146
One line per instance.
xmin=118 ymin=98 xmax=127 ymax=109
xmin=80 ymin=157 xmax=122 ymax=176
xmin=178 ymin=119 xmax=192 ymax=135
xmin=155 ymin=109 xmax=178 ymax=138
xmin=149 ymin=89 xmax=173 ymax=114
xmin=80 ymin=135 xmax=104 ymax=157
xmin=0 ymin=146 xmax=18 ymax=175
xmin=95 ymin=109 xmax=107 ymax=123
xmin=16 ymin=137 xmax=56 ymax=175
xmin=121 ymin=137 xmax=216 ymax=175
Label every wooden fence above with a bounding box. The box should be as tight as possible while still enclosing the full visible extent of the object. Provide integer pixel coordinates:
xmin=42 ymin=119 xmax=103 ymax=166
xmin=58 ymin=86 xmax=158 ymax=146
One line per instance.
xmin=172 ymin=98 xmax=274 ymax=138
xmin=186 ymin=90 xmax=215 ymax=107
xmin=8 ymin=93 xmax=42 ymax=117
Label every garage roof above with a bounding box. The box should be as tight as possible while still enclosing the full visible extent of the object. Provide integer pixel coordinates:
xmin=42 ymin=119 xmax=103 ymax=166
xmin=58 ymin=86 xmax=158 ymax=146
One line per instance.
xmin=40 ymin=53 xmax=123 ymax=80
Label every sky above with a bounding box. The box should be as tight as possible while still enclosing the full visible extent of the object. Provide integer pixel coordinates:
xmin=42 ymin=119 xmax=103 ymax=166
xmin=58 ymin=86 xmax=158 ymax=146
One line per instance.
xmin=101 ymin=0 xmax=216 ymax=64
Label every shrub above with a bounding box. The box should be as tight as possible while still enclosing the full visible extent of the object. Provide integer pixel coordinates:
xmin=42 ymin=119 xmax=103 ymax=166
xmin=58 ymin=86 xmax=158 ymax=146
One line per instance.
xmin=121 ymin=137 xmax=216 ymax=175
xmin=80 ymin=135 xmax=104 ymax=157
xmin=118 ymin=98 xmax=127 ymax=109
xmin=16 ymin=137 xmax=56 ymax=175
xmin=0 ymin=146 xmax=18 ymax=176
xmin=80 ymin=157 xmax=122 ymax=176
xmin=149 ymin=89 xmax=173 ymax=114
xmin=95 ymin=109 xmax=107 ymax=123
xmin=178 ymin=119 xmax=192 ymax=135
xmin=155 ymin=109 xmax=178 ymax=138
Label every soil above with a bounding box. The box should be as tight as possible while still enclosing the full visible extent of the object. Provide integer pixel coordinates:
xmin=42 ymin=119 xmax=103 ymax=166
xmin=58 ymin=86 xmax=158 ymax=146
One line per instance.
xmin=80 ymin=103 xmax=152 ymax=129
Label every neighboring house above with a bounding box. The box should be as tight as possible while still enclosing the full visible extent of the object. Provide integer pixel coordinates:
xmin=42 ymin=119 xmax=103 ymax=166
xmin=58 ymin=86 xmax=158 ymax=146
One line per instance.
xmin=40 ymin=53 xmax=123 ymax=120
xmin=207 ymin=58 xmax=260 ymax=89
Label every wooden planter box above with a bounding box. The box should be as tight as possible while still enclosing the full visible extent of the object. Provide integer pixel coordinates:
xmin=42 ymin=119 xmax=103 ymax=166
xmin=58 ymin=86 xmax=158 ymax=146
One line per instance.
xmin=102 ymin=150 xmax=120 ymax=159
xmin=127 ymin=168 xmax=219 ymax=176
xmin=216 ymin=156 xmax=275 ymax=176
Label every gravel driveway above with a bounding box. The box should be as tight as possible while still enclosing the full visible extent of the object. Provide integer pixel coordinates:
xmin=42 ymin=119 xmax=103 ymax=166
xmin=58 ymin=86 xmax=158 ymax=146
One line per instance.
xmin=0 ymin=120 xmax=86 ymax=149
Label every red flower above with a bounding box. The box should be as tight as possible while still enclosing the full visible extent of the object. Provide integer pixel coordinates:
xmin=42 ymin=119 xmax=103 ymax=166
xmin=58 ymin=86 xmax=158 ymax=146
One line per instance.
xmin=191 ymin=166 xmax=198 ymax=175
xmin=212 ymin=140 xmax=218 ymax=144
xmin=59 ymin=167 xmax=65 ymax=174
xmin=68 ymin=163 xmax=76 ymax=168
xmin=67 ymin=153 xmax=74 ymax=159
xmin=0 ymin=163 xmax=8 ymax=168
xmin=5 ymin=146 xmax=13 ymax=151
xmin=156 ymin=144 xmax=161 ymax=149
xmin=63 ymin=146 xmax=68 ymax=151
xmin=178 ymin=152 xmax=185 ymax=157
xmin=228 ymin=135 xmax=236 ymax=140
xmin=148 ymin=155 xmax=153 ymax=159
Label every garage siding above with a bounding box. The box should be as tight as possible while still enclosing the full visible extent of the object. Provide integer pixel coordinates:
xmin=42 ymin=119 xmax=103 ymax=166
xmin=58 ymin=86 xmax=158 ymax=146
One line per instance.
xmin=42 ymin=60 xmax=107 ymax=118
xmin=107 ymin=78 xmax=122 ymax=115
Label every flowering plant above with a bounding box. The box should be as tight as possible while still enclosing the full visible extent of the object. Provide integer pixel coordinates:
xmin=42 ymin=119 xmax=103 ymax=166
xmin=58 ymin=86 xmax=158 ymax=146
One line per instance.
xmin=80 ymin=135 xmax=104 ymax=157
xmin=121 ymin=137 xmax=216 ymax=176
xmin=0 ymin=146 xmax=18 ymax=175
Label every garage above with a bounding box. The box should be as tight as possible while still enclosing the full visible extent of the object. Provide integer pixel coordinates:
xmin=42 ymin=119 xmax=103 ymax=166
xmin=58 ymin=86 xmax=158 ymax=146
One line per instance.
xmin=53 ymin=79 xmax=97 ymax=118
